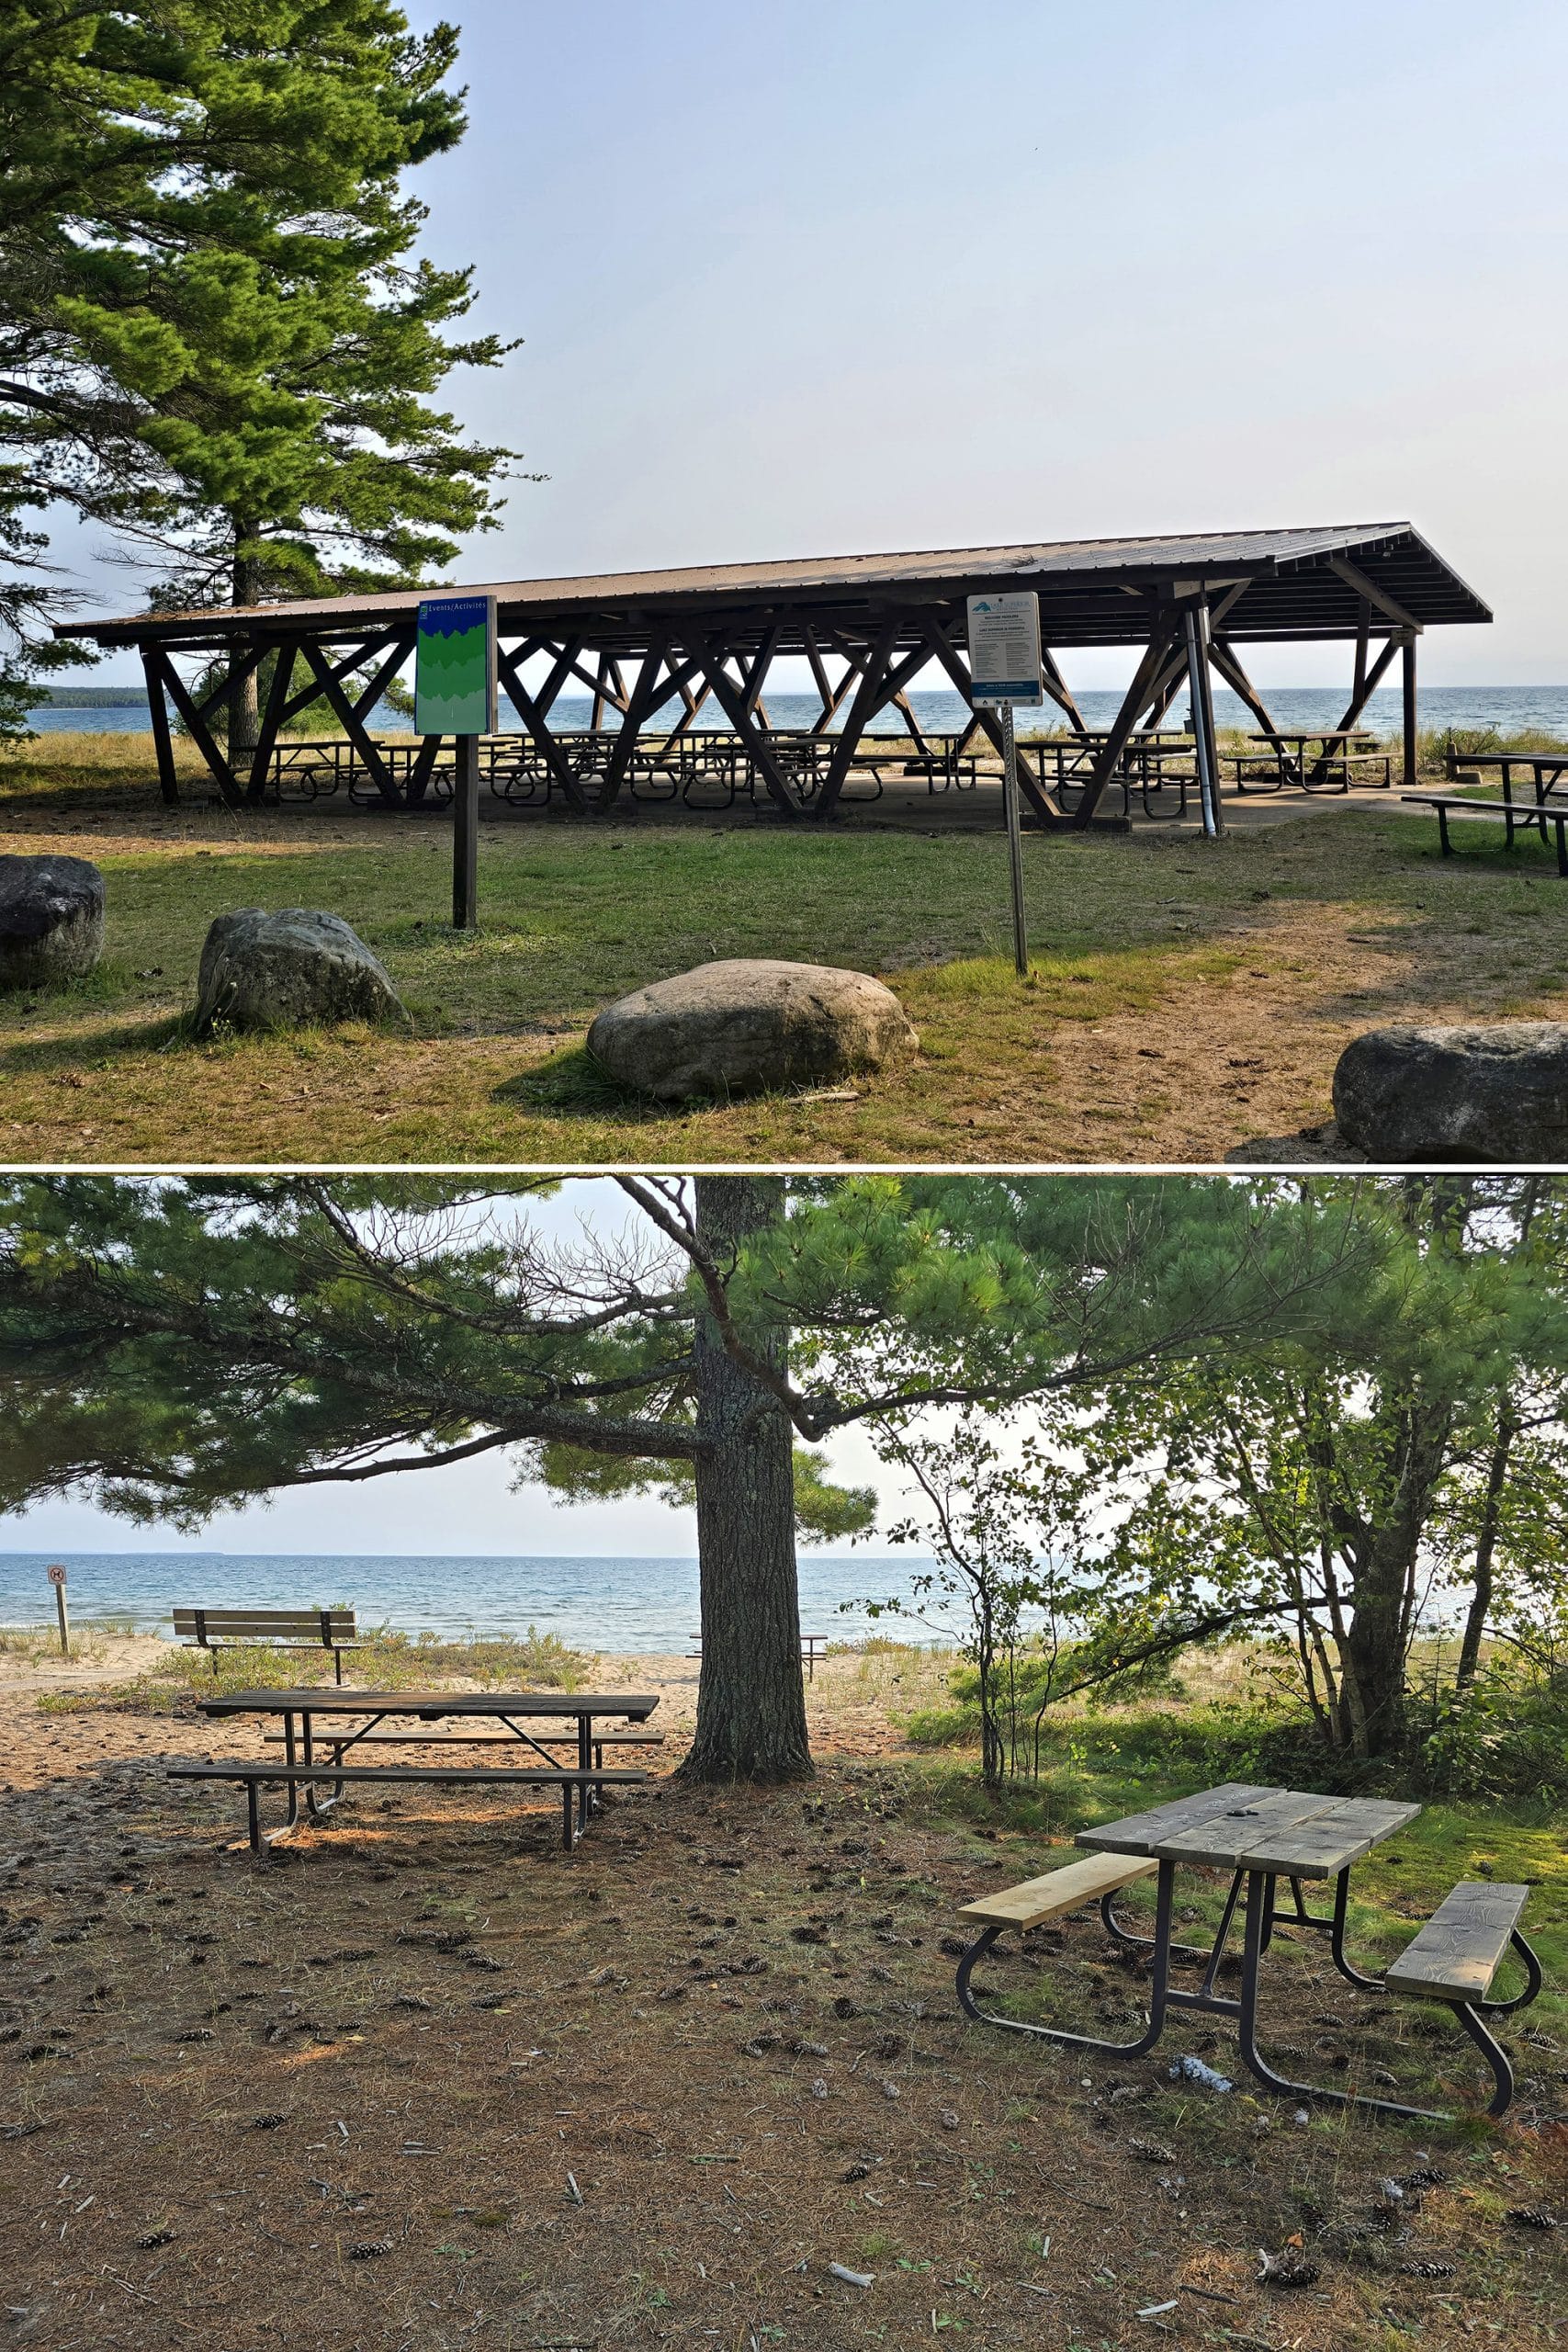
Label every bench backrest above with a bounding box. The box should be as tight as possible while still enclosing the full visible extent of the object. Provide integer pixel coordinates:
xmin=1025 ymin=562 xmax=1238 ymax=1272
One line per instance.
xmin=174 ymin=1606 xmax=356 ymax=1647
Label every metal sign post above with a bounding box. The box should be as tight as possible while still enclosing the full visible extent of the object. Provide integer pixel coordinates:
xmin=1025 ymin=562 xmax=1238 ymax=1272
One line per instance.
xmin=415 ymin=594 xmax=497 ymax=932
xmin=47 ymin=1562 xmax=70 ymax=1658
xmin=967 ymin=592 xmax=1043 ymax=978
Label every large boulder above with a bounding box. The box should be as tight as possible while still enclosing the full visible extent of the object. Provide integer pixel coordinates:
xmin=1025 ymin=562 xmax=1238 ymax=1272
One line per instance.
xmin=194 ymin=908 xmax=408 ymax=1035
xmin=1333 ymin=1022 xmax=1568 ymax=1162
xmin=0 ymin=854 xmax=105 ymax=988
xmin=587 ymin=957 xmax=918 ymax=1101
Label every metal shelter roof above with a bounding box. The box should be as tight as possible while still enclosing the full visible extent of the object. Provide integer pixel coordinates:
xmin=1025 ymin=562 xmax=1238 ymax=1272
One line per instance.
xmin=59 ymin=521 xmax=1491 ymax=652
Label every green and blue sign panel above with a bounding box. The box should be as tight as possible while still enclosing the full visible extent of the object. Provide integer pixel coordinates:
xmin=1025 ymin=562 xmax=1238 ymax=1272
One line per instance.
xmin=415 ymin=593 xmax=497 ymax=736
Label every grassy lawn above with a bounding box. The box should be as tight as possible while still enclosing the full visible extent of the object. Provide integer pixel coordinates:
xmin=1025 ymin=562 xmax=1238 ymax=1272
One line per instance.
xmin=6 ymin=733 xmax=1568 ymax=1163
xmin=3 ymin=1651 xmax=1564 ymax=2351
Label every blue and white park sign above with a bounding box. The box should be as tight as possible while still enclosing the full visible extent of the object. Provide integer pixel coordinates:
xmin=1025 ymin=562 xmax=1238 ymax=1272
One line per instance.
xmin=966 ymin=591 xmax=1043 ymax=707
xmin=414 ymin=593 xmax=498 ymax=736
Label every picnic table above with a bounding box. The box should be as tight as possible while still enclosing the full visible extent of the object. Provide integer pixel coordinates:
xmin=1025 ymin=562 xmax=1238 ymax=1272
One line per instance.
xmin=168 ymin=1686 xmax=660 ymax=1853
xmin=1235 ymin=729 xmax=1389 ymax=793
xmin=953 ymin=1781 xmax=1543 ymax=2119
xmin=1402 ymin=748 xmax=1568 ymax=875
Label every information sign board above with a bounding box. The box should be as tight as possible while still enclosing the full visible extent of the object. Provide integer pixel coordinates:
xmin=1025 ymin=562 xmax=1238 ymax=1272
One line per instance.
xmin=415 ymin=594 xmax=497 ymax=736
xmin=966 ymin=593 xmax=1043 ymax=707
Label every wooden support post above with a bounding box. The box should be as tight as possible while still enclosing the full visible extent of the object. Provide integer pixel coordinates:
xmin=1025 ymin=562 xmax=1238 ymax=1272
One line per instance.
xmin=1402 ymin=629 xmax=1418 ymax=789
xmin=453 ymin=734 xmax=479 ymax=929
xmin=808 ymin=639 xmax=870 ymax=736
xmin=300 ymin=641 xmax=400 ymax=805
xmin=494 ymin=644 xmax=592 ymax=813
xmin=1351 ymin=599 xmax=1370 ymax=714
xmin=1071 ymin=618 xmax=1179 ymax=829
xmin=1209 ymin=636 xmax=1285 ymax=751
xmin=918 ymin=617 xmax=1065 ymax=827
xmin=277 ymin=635 xmax=400 ymax=729
xmin=1040 ymin=648 xmax=1088 ymax=733
xmin=817 ymin=616 xmax=900 ymax=815
xmin=151 ymin=647 xmax=243 ymax=808
xmin=48 ymin=1565 xmax=70 ymax=1659
xmin=598 ymin=639 xmax=683 ymax=808
xmin=1331 ymin=632 xmax=1401 ymax=735
xmin=247 ymin=639 xmax=296 ymax=803
xmin=405 ymin=733 xmax=443 ymax=805
xmin=891 ymin=688 xmax=930 ymax=753
xmin=349 ymin=636 xmax=415 ymax=728
xmin=683 ymin=637 xmax=805 ymax=816
xmin=590 ymin=651 xmax=610 ymax=732
xmin=141 ymin=645 xmax=179 ymax=803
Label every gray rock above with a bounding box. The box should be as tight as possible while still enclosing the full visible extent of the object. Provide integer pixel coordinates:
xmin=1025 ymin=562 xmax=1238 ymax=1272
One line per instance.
xmin=0 ymin=854 xmax=105 ymax=987
xmin=1333 ymin=1022 xmax=1568 ymax=1162
xmin=586 ymin=957 xmax=917 ymax=1101
xmin=194 ymin=908 xmax=408 ymax=1035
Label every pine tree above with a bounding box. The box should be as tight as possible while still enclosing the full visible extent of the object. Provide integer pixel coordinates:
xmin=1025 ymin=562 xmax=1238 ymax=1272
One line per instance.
xmin=0 ymin=2 xmax=519 ymax=741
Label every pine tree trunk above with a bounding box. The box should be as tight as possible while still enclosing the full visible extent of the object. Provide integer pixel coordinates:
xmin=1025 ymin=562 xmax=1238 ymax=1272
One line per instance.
xmin=229 ymin=528 xmax=261 ymax=756
xmin=1457 ymin=1407 xmax=1514 ymax=1692
xmin=681 ymin=1175 xmax=812 ymax=1784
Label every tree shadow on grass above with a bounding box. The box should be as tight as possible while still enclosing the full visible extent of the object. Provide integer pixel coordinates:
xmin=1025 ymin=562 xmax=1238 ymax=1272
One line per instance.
xmin=0 ymin=1009 xmax=192 ymax=1076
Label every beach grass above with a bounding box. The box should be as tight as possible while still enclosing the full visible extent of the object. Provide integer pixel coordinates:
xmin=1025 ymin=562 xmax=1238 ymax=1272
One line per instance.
xmin=8 ymin=734 xmax=1568 ymax=1161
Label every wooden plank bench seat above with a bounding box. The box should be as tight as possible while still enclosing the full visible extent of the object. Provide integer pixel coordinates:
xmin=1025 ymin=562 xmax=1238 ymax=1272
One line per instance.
xmin=953 ymin=1852 xmax=1163 ymax=2056
xmin=174 ymin=1606 xmax=359 ymax=1682
xmin=1382 ymin=1881 xmax=1542 ymax=2117
xmin=1401 ymin=792 xmax=1568 ymax=876
xmin=261 ymin=1725 xmax=665 ymax=1752
xmin=167 ymin=1758 xmax=648 ymax=1853
xmin=958 ymin=1850 xmax=1157 ymax=1931
xmin=1386 ymin=1882 xmax=1533 ymax=2004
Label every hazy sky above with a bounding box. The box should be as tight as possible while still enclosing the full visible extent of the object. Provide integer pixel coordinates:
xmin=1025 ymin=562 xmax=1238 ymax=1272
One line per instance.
xmin=62 ymin=0 xmax=1568 ymax=686
xmin=0 ymin=1181 xmax=904 ymax=1559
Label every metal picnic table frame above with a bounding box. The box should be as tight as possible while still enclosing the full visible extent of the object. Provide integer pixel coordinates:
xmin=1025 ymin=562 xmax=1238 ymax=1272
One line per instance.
xmin=1234 ymin=729 xmax=1389 ymax=793
xmin=195 ymin=1685 xmax=659 ymax=1847
xmin=953 ymin=1781 xmax=1538 ymax=2121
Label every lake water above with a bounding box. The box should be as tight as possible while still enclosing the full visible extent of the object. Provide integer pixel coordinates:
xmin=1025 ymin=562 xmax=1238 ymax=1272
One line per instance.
xmin=0 ymin=1551 xmax=948 ymax=1653
xmin=24 ymin=685 xmax=1568 ymax=741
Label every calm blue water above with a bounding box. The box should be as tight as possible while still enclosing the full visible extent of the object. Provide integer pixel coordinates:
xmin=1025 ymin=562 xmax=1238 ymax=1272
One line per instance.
xmin=0 ymin=1551 xmax=947 ymax=1652
xmin=24 ymin=686 xmax=1568 ymax=741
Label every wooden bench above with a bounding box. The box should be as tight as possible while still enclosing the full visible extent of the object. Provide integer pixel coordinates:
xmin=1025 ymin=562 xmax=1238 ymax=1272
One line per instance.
xmin=1402 ymin=792 xmax=1568 ymax=876
xmin=168 ymin=1758 xmax=648 ymax=1853
xmin=954 ymin=1852 xmax=1161 ymax=2052
xmin=1384 ymin=1881 xmax=1543 ymax=2116
xmin=174 ymin=1606 xmax=359 ymax=1683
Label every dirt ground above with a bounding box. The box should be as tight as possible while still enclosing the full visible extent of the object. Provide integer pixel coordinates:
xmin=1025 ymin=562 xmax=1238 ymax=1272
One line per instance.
xmin=2 ymin=1650 xmax=1564 ymax=2351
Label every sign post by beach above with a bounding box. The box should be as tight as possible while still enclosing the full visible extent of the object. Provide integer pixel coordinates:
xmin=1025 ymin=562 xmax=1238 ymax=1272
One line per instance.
xmin=966 ymin=592 xmax=1043 ymax=977
xmin=416 ymin=593 xmax=498 ymax=932
xmin=47 ymin=1562 xmax=70 ymax=1658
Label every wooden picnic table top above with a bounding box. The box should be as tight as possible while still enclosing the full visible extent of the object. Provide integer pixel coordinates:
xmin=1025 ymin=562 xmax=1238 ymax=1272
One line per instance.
xmin=1246 ymin=729 xmax=1379 ymax=744
xmin=195 ymin=1686 xmax=660 ymax=1722
xmin=1449 ymin=748 xmax=1568 ymax=768
xmin=1078 ymin=1781 xmax=1419 ymax=1879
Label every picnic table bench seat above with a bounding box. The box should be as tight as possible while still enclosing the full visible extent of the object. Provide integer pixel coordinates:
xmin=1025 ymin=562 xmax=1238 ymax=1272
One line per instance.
xmin=1402 ymin=791 xmax=1568 ymax=876
xmin=1383 ymin=1880 xmax=1543 ymax=2116
xmin=168 ymin=1757 xmax=649 ymax=1854
xmin=957 ymin=1851 xmax=1157 ymax=1931
xmin=260 ymin=1724 xmax=665 ymax=1752
xmin=1386 ymin=1881 xmax=1538 ymax=2004
xmin=953 ymin=1854 xmax=1166 ymax=2054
